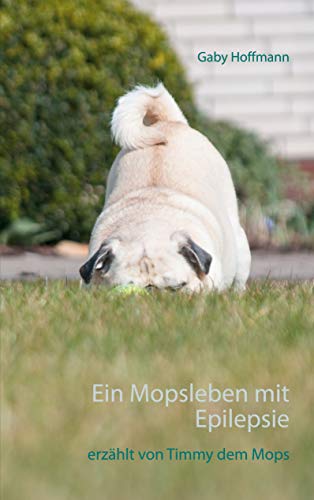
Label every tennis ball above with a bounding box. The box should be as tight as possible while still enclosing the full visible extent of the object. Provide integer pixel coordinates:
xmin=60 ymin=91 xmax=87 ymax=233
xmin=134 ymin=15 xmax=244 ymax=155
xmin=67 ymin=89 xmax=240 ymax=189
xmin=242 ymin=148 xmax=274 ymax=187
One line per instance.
xmin=110 ymin=285 xmax=149 ymax=296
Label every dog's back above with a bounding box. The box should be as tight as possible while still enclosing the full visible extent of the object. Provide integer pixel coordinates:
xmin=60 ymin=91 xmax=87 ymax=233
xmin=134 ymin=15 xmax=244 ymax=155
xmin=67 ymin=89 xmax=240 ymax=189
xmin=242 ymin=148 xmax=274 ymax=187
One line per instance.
xmin=107 ymin=84 xmax=239 ymax=228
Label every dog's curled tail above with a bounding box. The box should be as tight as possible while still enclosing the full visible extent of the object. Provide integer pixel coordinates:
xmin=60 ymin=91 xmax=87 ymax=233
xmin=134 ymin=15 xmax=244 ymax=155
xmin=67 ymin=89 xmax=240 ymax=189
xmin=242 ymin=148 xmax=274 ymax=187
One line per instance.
xmin=111 ymin=83 xmax=187 ymax=150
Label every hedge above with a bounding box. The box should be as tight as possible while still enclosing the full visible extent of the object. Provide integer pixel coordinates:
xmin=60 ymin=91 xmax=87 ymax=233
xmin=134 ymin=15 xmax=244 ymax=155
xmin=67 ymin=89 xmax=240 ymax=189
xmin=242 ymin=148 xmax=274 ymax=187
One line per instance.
xmin=0 ymin=0 xmax=279 ymax=242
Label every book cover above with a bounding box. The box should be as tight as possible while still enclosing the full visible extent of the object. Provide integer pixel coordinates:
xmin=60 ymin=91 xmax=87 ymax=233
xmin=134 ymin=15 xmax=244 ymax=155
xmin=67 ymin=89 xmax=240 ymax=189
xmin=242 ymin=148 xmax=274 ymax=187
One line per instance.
xmin=1 ymin=1 xmax=313 ymax=500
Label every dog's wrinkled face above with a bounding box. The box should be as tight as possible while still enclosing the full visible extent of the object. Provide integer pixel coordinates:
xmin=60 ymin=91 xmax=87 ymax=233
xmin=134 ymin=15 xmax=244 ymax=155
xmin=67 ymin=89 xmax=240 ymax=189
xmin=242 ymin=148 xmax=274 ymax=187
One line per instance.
xmin=80 ymin=232 xmax=212 ymax=293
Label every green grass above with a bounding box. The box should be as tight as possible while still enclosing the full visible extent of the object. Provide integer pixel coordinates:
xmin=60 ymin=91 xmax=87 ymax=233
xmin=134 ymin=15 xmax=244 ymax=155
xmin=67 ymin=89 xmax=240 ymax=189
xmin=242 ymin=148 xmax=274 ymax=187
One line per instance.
xmin=1 ymin=281 xmax=314 ymax=500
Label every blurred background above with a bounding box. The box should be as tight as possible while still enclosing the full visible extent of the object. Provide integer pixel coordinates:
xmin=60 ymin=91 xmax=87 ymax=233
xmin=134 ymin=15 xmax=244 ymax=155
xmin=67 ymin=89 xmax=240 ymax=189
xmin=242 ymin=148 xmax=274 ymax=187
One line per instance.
xmin=134 ymin=0 xmax=314 ymax=160
xmin=0 ymin=0 xmax=313 ymax=264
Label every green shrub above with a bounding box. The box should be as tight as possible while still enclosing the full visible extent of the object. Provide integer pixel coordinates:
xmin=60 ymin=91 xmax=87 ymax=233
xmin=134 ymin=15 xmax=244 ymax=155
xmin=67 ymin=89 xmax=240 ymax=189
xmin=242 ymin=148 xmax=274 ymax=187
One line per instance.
xmin=0 ymin=0 xmax=279 ymax=242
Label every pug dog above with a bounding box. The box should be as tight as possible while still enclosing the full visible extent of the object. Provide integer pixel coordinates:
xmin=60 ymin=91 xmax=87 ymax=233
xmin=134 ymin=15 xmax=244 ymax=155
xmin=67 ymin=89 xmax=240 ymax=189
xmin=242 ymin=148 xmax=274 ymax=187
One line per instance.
xmin=80 ymin=83 xmax=251 ymax=292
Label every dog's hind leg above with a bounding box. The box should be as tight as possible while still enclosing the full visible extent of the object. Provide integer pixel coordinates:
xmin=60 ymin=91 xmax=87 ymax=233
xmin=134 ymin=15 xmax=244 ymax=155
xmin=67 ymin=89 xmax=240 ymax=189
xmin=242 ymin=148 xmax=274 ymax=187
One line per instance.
xmin=234 ymin=226 xmax=251 ymax=290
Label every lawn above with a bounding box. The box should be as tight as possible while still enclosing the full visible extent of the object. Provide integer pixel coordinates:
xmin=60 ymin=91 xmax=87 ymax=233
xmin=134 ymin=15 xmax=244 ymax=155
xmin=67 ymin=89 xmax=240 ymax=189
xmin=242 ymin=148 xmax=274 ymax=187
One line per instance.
xmin=1 ymin=281 xmax=314 ymax=500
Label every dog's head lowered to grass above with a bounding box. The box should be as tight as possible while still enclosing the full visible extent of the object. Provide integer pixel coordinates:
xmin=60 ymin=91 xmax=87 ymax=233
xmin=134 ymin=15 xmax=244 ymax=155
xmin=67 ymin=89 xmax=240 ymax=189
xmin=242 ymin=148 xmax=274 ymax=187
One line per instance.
xmin=79 ymin=231 xmax=212 ymax=293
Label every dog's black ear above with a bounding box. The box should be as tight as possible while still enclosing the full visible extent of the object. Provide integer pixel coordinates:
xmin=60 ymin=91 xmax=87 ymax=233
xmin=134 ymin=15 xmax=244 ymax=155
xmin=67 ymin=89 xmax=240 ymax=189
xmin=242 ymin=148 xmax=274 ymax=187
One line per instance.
xmin=79 ymin=244 xmax=114 ymax=284
xmin=179 ymin=238 xmax=212 ymax=276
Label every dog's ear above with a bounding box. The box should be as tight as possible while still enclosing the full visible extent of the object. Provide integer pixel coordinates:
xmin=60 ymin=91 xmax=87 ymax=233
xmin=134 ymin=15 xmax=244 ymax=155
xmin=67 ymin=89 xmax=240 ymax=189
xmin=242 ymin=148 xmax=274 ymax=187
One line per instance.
xmin=179 ymin=239 xmax=212 ymax=276
xmin=173 ymin=232 xmax=212 ymax=276
xmin=79 ymin=242 xmax=115 ymax=284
